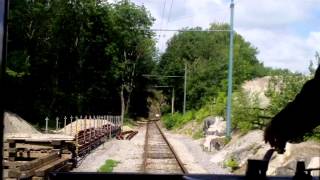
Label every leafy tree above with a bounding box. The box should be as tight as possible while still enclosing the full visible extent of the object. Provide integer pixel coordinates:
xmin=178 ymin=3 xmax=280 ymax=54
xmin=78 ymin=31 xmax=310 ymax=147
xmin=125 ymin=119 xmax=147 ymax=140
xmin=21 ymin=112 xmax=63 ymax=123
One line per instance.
xmin=265 ymin=73 xmax=308 ymax=116
xmin=106 ymin=0 xmax=156 ymax=119
xmin=5 ymin=0 xmax=157 ymax=125
xmin=158 ymin=24 xmax=266 ymax=112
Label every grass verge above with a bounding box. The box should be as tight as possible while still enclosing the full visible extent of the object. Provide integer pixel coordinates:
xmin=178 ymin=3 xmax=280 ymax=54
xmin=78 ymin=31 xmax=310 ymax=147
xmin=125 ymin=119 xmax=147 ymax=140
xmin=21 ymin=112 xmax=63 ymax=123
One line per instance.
xmin=98 ymin=159 xmax=120 ymax=172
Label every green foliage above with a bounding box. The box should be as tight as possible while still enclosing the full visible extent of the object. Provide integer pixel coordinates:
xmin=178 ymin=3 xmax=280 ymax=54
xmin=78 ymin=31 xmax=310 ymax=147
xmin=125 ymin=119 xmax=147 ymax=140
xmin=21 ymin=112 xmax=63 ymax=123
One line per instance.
xmin=211 ymin=92 xmax=227 ymax=117
xmin=266 ymin=74 xmax=308 ymax=116
xmin=158 ymin=24 xmax=267 ymax=112
xmin=162 ymin=113 xmax=178 ymax=129
xmin=232 ymin=91 xmax=263 ymax=133
xmin=162 ymin=103 xmax=212 ymax=130
xmin=265 ymin=62 xmax=320 ymax=141
xmin=123 ymin=117 xmax=136 ymax=128
xmin=180 ymin=111 xmax=195 ymax=127
xmin=192 ymin=129 xmax=204 ymax=139
xmin=162 ymin=111 xmax=194 ymax=130
xmin=194 ymin=105 xmax=211 ymax=123
xmin=224 ymin=156 xmax=239 ymax=171
xmin=6 ymin=0 xmax=156 ymax=124
xmin=304 ymin=126 xmax=320 ymax=142
xmin=224 ymin=137 xmax=231 ymax=144
xmin=98 ymin=159 xmax=120 ymax=172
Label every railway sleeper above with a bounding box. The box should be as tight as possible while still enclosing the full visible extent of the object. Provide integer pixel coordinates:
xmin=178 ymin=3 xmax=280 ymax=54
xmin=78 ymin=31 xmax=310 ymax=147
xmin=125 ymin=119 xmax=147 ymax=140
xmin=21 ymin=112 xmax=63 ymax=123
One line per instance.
xmin=147 ymin=152 xmax=174 ymax=159
xmin=8 ymin=153 xmax=66 ymax=179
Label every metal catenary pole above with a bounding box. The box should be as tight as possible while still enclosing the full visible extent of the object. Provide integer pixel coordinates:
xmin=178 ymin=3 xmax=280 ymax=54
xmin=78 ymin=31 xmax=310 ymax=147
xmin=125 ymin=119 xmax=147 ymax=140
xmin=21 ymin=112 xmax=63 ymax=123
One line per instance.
xmin=171 ymin=87 xmax=175 ymax=115
xmin=56 ymin=117 xmax=59 ymax=130
xmin=45 ymin=117 xmax=49 ymax=133
xmin=226 ymin=0 xmax=235 ymax=138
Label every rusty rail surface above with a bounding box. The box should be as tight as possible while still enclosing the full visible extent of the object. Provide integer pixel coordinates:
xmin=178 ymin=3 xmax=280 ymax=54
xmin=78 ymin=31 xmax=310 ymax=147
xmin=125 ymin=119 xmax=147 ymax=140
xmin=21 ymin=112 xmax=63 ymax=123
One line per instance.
xmin=142 ymin=121 xmax=187 ymax=174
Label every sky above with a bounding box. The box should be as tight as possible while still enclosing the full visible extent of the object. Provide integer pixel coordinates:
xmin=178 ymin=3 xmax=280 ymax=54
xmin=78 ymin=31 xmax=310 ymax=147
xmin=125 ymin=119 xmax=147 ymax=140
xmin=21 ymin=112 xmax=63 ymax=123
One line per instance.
xmin=129 ymin=0 xmax=320 ymax=73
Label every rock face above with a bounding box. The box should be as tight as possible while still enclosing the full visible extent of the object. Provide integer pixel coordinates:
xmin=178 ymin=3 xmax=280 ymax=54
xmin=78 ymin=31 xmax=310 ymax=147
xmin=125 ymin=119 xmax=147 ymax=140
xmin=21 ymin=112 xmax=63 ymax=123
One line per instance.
xmin=210 ymin=130 xmax=267 ymax=167
xmin=267 ymin=142 xmax=320 ymax=176
xmin=203 ymin=116 xmax=225 ymax=135
xmin=203 ymin=116 xmax=226 ymax=152
xmin=242 ymin=76 xmax=271 ymax=108
xmin=203 ymin=135 xmax=225 ymax=152
xmin=307 ymin=157 xmax=320 ymax=177
xmin=206 ymin=129 xmax=320 ymax=177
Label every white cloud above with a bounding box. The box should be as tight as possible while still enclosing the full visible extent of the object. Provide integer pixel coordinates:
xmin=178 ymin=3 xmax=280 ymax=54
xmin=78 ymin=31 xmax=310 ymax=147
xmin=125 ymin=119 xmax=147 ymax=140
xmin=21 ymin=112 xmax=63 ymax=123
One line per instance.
xmin=238 ymin=28 xmax=320 ymax=73
xmin=235 ymin=0 xmax=319 ymax=29
xmin=131 ymin=0 xmax=320 ymax=73
xmin=307 ymin=32 xmax=320 ymax=48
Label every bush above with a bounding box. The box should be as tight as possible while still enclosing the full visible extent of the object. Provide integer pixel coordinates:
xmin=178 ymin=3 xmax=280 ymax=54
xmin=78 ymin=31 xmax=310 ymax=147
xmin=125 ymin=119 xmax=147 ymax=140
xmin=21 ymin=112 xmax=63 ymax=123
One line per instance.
xmin=98 ymin=159 xmax=120 ymax=172
xmin=162 ymin=114 xmax=176 ymax=130
xmin=212 ymin=92 xmax=227 ymax=117
xmin=192 ymin=129 xmax=204 ymax=139
xmin=304 ymin=126 xmax=320 ymax=142
xmin=177 ymin=111 xmax=194 ymax=128
xmin=232 ymin=91 xmax=262 ymax=133
xmin=162 ymin=111 xmax=195 ymax=130
xmin=194 ymin=105 xmax=211 ymax=123
xmin=123 ymin=117 xmax=136 ymax=128
xmin=224 ymin=156 xmax=239 ymax=171
xmin=266 ymin=74 xmax=320 ymax=141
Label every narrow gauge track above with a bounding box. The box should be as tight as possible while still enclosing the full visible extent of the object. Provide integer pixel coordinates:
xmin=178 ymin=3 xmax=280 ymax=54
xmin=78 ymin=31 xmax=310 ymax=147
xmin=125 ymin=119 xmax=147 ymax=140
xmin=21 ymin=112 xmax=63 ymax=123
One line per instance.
xmin=142 ymin=121 xmax=187 ymax=174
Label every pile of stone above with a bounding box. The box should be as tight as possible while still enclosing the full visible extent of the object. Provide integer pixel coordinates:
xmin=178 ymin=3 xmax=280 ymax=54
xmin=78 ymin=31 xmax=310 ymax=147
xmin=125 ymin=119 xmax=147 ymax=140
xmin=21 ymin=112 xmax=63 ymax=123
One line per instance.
xmin=57 ymin=118 xmax=116 ymax=136
xmin=4 ymin=112 xmax=41 ymax=137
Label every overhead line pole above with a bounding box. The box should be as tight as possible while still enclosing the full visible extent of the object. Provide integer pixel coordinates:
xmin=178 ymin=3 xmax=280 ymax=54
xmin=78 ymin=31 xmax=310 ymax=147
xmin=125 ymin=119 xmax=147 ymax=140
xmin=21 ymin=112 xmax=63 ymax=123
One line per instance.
xmin=171 ymin=87 xmax=175 ymax=115
xmin=226 ymin=0 xmax=235 ymax=139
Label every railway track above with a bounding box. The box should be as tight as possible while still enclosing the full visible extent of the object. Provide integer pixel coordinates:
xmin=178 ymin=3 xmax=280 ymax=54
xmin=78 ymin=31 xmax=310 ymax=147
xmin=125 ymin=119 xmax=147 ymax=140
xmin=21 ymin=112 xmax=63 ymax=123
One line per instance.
xmin=142 ymin=121 xmax=187 ymax=174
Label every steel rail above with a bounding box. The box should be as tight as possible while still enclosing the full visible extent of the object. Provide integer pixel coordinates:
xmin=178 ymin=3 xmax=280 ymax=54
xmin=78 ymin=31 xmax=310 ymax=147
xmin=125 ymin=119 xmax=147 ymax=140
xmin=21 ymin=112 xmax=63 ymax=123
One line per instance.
xmin=154 ymin=122 xmax=188 ymax=174
xmin=142 ymin=122 xmax=149 ymax=173
xmin=143 ymin=121 xmax=187 ymax=174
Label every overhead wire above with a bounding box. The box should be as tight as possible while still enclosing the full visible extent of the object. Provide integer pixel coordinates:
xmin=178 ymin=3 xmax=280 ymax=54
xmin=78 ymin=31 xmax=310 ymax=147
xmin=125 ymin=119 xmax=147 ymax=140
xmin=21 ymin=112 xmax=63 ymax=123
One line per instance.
xmin=167 ymin=0 xmax=173 ymax=23
xmin=160 ymin=0 xmax=174 ymax=51
xmin=159 ymin=0 xmax=167 ymax=41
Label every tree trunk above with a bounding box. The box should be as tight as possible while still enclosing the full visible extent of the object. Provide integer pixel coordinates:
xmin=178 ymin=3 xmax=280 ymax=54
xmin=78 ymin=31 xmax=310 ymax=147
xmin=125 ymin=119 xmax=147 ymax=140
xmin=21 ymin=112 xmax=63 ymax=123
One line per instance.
xmin=120 ymin=85 xmax=125 ymax=122
xmin=125 ymin=94 xmax=130 ymax=114
xmin=124 ymin=63 xmax=136 ymax=114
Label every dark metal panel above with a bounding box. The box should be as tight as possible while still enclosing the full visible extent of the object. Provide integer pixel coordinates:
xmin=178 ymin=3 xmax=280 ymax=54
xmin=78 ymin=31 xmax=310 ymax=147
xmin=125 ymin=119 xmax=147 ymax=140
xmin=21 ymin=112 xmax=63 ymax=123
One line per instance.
xmin=48 ymin=172 xmax=300 ymax=180
xmin=0 ymin=0 xmax=9 ymax=178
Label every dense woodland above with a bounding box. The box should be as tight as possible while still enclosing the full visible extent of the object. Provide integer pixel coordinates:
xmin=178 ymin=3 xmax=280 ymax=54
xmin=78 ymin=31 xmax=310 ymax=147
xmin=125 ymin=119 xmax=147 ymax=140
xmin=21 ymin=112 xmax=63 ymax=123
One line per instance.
xmin=4 ymin=0 xmax=320 ymax=139
xmin=5 ymin=0 xmax=157 ymax=124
